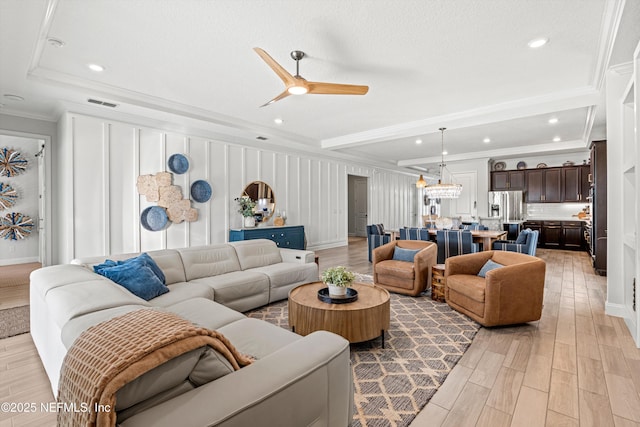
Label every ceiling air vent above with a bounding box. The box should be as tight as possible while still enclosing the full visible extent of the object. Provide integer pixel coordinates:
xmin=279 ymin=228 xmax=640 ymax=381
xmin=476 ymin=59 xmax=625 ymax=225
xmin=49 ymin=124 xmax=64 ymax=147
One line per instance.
xmin=87 ymin=98 xmax=118 ymax=108
xmin=256 ymin=136 xmax=268 ymax=141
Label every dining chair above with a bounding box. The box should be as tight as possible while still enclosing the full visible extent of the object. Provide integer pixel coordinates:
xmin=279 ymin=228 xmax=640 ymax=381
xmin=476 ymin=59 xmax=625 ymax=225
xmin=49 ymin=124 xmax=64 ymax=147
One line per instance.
xmin=366 ymin=224 xmax=391 ymax=262
xmin=436 ymin=230 xmax=478 ymax=264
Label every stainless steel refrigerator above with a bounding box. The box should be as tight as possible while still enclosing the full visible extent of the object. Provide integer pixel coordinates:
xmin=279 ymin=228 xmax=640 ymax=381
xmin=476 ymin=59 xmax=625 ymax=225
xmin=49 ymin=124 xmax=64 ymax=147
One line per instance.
xmin=488 ymin=191 xmax=524 ymax=222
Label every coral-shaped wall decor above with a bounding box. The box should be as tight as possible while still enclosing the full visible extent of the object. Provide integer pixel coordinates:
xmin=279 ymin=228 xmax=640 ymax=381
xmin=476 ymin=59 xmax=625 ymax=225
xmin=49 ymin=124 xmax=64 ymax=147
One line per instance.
xmin=0 ymin=182 xmax=18 ymax=211
xmin=0 ymin=212 xmax=34 ymax=240
xmin=0 ymin=147 xmax=28 ymax=177
xmin=136 ymin=172 xmax=172 ymax=202
xmin=136 ymin=168 xmax=198 ymax=230
xmin=167 ymin=199 xmax=198 ymax=223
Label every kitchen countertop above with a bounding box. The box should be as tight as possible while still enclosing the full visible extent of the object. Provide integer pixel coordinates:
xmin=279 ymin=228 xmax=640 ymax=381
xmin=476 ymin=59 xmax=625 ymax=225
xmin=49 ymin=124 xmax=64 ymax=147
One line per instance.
xmin=523 ymin=217 xmax=590 ymax=222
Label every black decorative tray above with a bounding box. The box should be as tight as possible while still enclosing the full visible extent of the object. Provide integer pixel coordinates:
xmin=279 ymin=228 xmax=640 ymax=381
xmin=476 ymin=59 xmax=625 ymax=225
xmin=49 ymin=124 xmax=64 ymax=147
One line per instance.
xmin=317 ymin=287 xmax=358 ymax=304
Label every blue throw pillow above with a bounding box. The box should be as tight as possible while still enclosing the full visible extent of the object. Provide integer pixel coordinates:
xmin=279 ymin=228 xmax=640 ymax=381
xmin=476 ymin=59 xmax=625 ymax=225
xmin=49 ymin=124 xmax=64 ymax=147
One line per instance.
xmin=478 ymin=259 xmax=504 ymax=278
xmin=515 ymin=229 xmax=530 ymax=244
xmin=392 ymin=247 xmax=421 ymax=262
xmin=97 ymin=261 xmax=169 ymax=301
xmin=94 ymin=253 xmax=166 ymax=284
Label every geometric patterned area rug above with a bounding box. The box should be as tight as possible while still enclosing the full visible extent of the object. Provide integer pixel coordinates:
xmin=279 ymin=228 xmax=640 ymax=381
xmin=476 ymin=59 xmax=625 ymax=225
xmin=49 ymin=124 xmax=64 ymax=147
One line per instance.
xmin=246 ymin=276 xmax=480 ymax=427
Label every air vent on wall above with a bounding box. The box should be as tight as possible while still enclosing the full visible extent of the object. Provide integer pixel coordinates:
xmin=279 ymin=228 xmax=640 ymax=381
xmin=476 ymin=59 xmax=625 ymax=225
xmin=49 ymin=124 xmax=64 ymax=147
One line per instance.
xmin=87 ymin=98 xmax=118 ymax=108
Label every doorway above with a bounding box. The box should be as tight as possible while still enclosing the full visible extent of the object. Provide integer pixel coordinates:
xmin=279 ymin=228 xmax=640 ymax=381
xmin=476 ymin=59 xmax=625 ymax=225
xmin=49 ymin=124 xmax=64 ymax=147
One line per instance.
xmin=348 ymin=175 xmax=368 ymax=237
xmin=0 ymin=132 xmax=49 ymax=266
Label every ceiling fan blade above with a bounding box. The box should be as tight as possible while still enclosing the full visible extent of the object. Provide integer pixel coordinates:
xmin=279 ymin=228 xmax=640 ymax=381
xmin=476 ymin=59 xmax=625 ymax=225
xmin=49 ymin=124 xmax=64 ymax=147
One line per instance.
xmin=260 ymin=90 xmax=291 ymax=107
xmin=307 ymin=82 xmax=369 ymax=95
xmin=253 ymin=48 xmax=296 ymax=85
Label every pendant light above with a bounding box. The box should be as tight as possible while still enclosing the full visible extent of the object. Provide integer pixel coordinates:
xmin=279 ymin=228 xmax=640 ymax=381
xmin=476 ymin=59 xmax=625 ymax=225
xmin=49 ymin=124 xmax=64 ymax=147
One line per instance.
xmin=423 ymin=127 xmax=462 ymax=199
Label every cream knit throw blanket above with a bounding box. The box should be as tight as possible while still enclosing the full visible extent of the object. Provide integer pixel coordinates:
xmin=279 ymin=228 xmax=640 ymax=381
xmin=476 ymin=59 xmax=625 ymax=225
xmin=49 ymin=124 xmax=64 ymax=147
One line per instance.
xmin=57 ymin=308 xmax=253 ymax=427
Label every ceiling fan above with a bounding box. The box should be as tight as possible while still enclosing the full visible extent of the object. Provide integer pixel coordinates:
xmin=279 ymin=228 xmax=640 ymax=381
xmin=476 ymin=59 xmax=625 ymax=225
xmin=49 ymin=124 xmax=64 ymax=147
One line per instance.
xmin=253 ymin=48 xmax=369 ymax=107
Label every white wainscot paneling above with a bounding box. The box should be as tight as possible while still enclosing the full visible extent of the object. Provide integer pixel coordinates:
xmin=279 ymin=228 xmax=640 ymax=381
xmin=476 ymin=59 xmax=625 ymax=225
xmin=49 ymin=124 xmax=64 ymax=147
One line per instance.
xmin=61 ymin=113 xmax=420 ymax=259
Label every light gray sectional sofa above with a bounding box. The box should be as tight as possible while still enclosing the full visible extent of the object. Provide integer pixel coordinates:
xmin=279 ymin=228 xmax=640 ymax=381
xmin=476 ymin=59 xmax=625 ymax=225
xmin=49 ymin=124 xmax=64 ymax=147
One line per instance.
xmin=30 ymin=239 xmax=354 ymax=426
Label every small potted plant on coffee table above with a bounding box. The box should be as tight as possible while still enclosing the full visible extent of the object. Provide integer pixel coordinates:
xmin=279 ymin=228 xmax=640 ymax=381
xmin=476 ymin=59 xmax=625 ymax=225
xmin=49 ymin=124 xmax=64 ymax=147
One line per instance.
xmin=321 ymin=266 xmax=356 ymax=297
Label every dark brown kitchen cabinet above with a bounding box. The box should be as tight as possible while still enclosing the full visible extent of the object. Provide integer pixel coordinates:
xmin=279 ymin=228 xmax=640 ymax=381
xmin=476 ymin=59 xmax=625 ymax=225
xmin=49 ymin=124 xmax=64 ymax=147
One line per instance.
xmin=490 ymin=170 xmax=525 ymax=191
xmin=590 ymin=140 xmax=607 ymax=275
xmin=562 ymin=221 xmax=584 ymax=250
xmin=525 ymin=168 xmax=561 ymax=202
xmin=562 ymin=166 xmax=590 ymax=202
xmin=542 ymin=221 xmax=562 ymax=248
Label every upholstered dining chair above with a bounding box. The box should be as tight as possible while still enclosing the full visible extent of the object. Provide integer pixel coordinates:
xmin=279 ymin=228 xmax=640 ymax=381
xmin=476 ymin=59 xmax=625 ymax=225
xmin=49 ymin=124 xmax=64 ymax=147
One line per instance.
xmin=372 ymin=240 xmax=437 ymax=296
xmin=492 ymin=229 xmax=539 ymax=256
xmin=444 ymin=251 xmax=546 ymax=326
xmin=366 ymin=224 xmax=391 ymax=262
xmin=399 ymin=227 xmax=433 ymax=241
xmin=461 ymin=223 xmax=488 ymax=231
xmin=436 ymin=230 xmax=478 ymax=264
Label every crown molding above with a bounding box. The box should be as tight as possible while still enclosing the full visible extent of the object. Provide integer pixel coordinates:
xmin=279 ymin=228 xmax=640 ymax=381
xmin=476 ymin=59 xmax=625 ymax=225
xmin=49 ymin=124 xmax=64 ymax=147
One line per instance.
xmin=591 ymin=0 xmax=627 ymax=90
xmin=321 ymin=87 xmax=601 ymax=150
xmin=0 ymin=107 xmax=57 ymax=123
xmin=398 ymin=140 xmax=588 ymax=167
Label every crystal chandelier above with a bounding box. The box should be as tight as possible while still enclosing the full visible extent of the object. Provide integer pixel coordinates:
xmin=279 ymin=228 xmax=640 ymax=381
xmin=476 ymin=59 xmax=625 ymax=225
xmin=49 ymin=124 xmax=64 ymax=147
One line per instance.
xmin=420 ymin=127 xmax=462 ymax=199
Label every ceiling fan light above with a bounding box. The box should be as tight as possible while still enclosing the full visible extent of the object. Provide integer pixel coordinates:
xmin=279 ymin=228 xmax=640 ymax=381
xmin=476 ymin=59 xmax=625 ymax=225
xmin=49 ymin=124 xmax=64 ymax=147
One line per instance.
xmin=287 ymin=86 xmax=308 ymax=95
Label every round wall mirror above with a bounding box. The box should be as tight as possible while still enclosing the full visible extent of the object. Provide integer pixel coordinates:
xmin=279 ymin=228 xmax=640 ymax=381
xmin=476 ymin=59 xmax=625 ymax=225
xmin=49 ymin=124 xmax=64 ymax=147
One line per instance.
xmin=242 ymin=181 xmax=275 ymax=223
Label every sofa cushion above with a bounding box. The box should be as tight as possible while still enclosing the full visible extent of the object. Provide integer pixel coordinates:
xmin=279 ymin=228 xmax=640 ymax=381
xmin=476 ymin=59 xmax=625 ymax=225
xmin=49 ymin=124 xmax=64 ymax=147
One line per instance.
xmin=392 ymin=247 xmax=420 ymax=262
xmin=45 ymin=280 xmax=149 ymax=328
xmin=61 ymin=305 xmax=146 ymax=348
xmin=31 ymin=264 xmax=108 ymax=297
xmin=229 ymin=239 xmax=282 ymax=270
xmin=148 ymin=282 xmax=214 ymax=307
xmin=218 ymin=318 xmax=300 ymax=360
xmin=115 ymin=346 xmax=234 ymax=413
xmin=94 ymin=253 xmax=166 ymax=284
xmin=478 ymin=259 xmax=504 ymax=278
xmin=178 ymin=245 xmax=242 ymax=281
xmin=190 ymin=271 xmax=270 ymax=307
xmin=165 ymin=298 xmax=246 ymax=330
xmin=96 ymin=261 xmax=169 ymax=301
xmin=72 ymin=250 xmax=187 ymax=285
xmin=247 ymin=262 xmax=318 ymax=290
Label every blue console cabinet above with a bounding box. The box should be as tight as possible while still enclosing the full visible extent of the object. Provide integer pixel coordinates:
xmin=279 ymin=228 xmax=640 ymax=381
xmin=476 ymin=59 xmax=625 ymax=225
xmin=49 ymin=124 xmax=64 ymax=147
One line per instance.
xmin=229 ymin=225 xmax=305 ymax=250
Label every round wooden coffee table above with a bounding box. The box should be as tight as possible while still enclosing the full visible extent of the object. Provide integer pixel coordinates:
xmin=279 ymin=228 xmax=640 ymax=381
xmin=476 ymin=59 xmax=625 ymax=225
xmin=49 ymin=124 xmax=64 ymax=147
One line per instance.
xmin=288 ymin=282 xmax=391 ymax=347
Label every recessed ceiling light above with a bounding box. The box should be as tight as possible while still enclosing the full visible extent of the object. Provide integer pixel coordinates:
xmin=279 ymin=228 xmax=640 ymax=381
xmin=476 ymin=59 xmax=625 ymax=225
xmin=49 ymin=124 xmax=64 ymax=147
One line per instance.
xmin=3 ymin=94 xmax=24 ymax=102
xmin=553 ymin=136 xmax=561 ymax=142
xmin=415 ymin=139 xmax=422 ymax=144
xmin=483 ymin=138 xmax=491 ymax=143
xmin=274 ymin=118 xmax=283 ymax=125
xmin=528 ymin=38 xmax=549 ymax=48
xmin=47 ymin=37 xmax=65 ymax=48
xmin=87 ymin=63 xmax=105 ymax=72
xmin=442 ymin=151 xmax=448 ymax=155
xmin=548 ymin=118 xmax=558 ymax=124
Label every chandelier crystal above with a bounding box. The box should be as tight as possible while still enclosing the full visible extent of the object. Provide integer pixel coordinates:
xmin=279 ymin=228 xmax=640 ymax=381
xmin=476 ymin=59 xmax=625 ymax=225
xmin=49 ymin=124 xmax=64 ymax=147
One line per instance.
xmin=421 ymin=127 xmax=462 ymax=199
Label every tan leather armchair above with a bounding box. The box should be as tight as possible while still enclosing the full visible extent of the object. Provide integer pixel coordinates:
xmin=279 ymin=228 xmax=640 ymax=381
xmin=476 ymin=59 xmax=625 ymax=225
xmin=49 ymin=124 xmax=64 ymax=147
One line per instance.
xmin=445 ymin=251 xmax=546 ymax=327
xmin=373 ymin=240 xmax=437 ymax=296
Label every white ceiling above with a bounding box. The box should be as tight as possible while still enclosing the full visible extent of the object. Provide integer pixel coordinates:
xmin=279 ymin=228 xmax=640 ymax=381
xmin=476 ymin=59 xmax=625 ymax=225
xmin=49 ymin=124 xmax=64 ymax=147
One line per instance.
xmin=1 ymin=0 xmax=639 ymax=174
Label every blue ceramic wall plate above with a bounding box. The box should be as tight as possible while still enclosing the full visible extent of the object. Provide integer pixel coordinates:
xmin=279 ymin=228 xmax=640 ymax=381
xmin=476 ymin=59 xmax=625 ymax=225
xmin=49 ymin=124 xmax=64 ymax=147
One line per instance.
xmin=191 ymin=180 xmax=212 ymax=203
xmin=140 ymin=206 xmax=169 ymax=231
xmin=167 ymin=153 xmax=189 ymax=174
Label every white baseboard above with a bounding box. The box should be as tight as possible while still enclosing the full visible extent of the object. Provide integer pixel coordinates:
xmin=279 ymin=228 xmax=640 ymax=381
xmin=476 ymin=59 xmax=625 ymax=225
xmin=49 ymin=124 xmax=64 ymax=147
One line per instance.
xmin=605 ymin=301 xmax=628 ymax=318
xmin=0 ymin=256 xmax=40 ymax=266
xmin=307 ymin=240 xmax=349 ymax=251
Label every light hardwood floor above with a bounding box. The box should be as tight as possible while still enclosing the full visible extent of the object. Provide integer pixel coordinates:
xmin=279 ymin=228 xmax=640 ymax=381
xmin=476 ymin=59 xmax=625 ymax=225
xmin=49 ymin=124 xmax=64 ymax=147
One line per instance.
xmin=1 ymin=239 xmax=638 ymax=426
